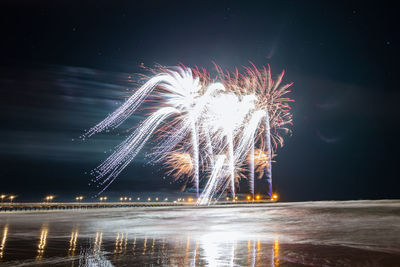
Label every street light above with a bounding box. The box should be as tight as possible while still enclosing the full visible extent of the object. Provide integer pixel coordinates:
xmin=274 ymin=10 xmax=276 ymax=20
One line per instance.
xmin=45 ymin=195 xmax=54 ymax=203
xmin=9 ymin=195 xmax=16 ymax=203
xmin=137 ymin=197 xmax=140 ymax=201
xmin=246 ymin=195 xmax=252 ymax=201
xmin=271 ymin=194 xmax=278 ymax=201
xmin=75 ymin=196 xmax=83 ymax=202
xmin=255 ymin=195 xmax=261 ymax=200
xmin=1 ymin=195 xmax=6 ymax=203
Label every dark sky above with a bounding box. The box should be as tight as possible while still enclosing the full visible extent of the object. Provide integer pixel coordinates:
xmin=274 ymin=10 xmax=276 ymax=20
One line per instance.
xmin=0 ymin=1 xmax=397 ymax=202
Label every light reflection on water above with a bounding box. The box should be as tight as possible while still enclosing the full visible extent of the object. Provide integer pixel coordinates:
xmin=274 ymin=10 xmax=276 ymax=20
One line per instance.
xmin=68 ymin=229 xmax=78 ymax=257
xmin=0 ymin=200 xmax=399 ymax=266
xmin=36 ymin=224 xmax=48 ymax=261
xmin=0 ymin=224 xmax=8 ymax=259
xmin=0 ymin=224 xmax=282 ymax=266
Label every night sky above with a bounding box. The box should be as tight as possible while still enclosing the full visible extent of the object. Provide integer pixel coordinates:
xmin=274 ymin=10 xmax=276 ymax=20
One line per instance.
xmin=0 ymin=1 xmax=397 ymax=202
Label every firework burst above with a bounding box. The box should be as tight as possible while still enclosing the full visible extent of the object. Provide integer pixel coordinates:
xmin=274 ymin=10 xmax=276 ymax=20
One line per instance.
xmin=83 ymin=63 xmax=293 ymax=204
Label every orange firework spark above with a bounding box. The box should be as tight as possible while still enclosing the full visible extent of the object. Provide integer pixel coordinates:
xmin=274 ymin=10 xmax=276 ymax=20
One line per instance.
xmin=252 ymin=149 xmax=276 ymax=179
xmin=165 ymin=152 xmax=194 ymax=181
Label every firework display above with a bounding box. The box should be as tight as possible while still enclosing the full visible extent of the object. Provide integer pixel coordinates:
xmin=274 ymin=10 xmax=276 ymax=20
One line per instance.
xmin=83 ymin=64 xmax=293 ymax=204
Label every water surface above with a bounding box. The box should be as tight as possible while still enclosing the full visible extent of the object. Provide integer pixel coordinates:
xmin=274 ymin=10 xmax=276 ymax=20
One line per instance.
xmin=1 ymin=200 xmax=399 ymax=266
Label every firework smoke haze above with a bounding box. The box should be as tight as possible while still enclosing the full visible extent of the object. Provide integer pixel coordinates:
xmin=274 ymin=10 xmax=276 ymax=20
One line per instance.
xmin=84 ymin=64 xmax=293 ymax=203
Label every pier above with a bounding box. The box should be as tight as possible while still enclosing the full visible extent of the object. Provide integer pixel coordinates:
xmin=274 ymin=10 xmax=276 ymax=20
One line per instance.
xmin=0 ymin=200 xmax=277 ymax=212
xmin=0 ymin=202 xmax=187 ymax=212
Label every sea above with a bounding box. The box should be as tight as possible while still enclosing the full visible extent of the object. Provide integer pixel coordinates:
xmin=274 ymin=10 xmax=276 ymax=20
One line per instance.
xmin=0 ymin=200 xmax=399 ymax=266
